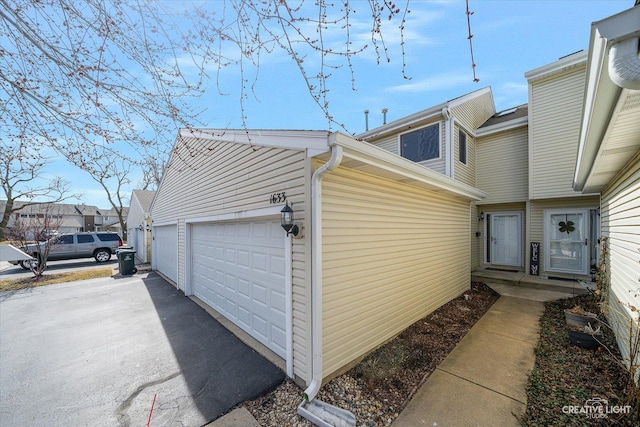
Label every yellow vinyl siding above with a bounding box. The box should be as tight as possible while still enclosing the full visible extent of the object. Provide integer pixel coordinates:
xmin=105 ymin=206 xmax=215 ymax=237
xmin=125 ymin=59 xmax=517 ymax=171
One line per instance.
xmin=321 ymin=165 xmax=470 ymax=379
xmin=369 ymin=134 xmax=399 ymax=155
xmin=529 ymin=65 xmax=586 ymax=199
xmin=477 ymin=127 xmax=528 ymax=204
xmin=601 ymin=156 xmax=640 ymax=367
xmin=471 ymin=203 xmax=481 ymax=269
xmin=151 ymin=137 xmax=310 ymax=381
xmin=450 ymin=90 xmax=495 ymax=130
xmin=454 ymin=125 xmax=476 ymax=187
xmin=528 ymin=196 xmax=599 ymax=276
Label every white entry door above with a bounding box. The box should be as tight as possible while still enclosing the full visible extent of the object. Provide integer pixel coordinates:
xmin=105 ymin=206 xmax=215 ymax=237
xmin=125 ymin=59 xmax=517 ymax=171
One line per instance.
xmin=545 ymin=209 xmax=589 ymax=275
xmin=153 ymin=224 xmax=178 ymax=283
xmin=490 ymin=213 xmax=522 ymax=267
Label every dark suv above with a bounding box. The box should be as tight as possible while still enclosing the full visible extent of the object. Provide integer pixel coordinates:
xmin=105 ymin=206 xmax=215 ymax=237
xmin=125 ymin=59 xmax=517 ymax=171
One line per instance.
xmin=12 ymin=232 xmax=123 ymax=269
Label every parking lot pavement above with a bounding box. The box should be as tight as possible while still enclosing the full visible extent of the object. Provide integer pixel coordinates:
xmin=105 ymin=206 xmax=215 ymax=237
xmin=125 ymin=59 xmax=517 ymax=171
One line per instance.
xmin=0 ymin=272 xmax=284 ymax=426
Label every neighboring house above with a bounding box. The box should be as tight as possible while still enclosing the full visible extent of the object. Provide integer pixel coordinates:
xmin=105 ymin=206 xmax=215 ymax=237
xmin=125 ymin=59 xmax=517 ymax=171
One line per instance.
xmin=1 ymin=201 xmax=127 ymax=237
xmin=95 ymin=207 xmax=128 ymax=237
xmin=150 ymin=129 xmax=485 ymax=394
xmin=126 ymin=190 xmax=155 ymax=263
xmin=573 ymin=6 xmax=640 ymax=369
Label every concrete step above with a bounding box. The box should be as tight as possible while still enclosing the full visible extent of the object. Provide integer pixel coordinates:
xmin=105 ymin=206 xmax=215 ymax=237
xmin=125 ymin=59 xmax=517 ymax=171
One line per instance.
xmin=472 ymin=269 xmax=591 ymax=295
xmin=483 ymin=282 xmax=580 ymax=302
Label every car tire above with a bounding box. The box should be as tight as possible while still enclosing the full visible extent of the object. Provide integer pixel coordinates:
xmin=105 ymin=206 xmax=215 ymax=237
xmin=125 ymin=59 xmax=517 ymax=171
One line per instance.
xmin=94 ymin=249 xmax=111 ymax=263
xmin=19 ymin=257 xmax=41 ymax=270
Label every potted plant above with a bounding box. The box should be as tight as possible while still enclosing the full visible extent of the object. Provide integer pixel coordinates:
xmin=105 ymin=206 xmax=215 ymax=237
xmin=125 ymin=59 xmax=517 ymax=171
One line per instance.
xmin=564 ymin=305 xmax=598 ymax=328
xmin=567 ymin=323 xmax=602 ymax=349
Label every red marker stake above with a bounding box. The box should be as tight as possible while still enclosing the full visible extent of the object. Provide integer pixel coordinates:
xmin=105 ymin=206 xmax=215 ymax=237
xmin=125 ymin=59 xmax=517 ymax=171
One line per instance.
xmin=147 ymin=393 xmax=157 ymax=427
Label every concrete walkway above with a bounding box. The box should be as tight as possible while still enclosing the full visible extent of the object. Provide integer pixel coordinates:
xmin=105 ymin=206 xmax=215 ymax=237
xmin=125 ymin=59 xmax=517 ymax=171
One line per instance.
xmin=392 ymin=295 xmax=544 ymax=427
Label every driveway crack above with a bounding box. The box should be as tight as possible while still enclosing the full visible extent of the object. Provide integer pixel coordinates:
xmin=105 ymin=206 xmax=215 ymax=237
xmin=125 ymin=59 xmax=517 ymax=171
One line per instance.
xmin=116 ymin=371 xmax=181 ymax=426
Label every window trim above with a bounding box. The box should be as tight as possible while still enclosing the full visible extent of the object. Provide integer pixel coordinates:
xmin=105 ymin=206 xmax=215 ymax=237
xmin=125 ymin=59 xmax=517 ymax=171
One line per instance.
xmin=398 ymin=122 xmax=442 ymax=163
xmin=458 ymin=128 xmax=468 ymax=165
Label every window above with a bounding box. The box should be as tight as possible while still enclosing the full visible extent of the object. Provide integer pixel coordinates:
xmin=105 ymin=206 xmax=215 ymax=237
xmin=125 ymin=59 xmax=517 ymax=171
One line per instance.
xmin=58 ymin=235 xmax=74 ymax=244
xmin=97 ymin=233 xmax=121 ymax=242
xmin=400 ymin=123 xmax=440 ymax=162
xmin=458 ymin=129 xmax=468 ymax=164
xmin=77 ymin=234 xmax=94 ymax=243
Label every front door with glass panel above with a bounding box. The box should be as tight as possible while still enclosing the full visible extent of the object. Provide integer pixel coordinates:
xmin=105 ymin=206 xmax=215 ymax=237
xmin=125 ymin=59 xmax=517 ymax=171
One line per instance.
xmin=545 ymin=209 xmax=589 ymax=275
xmin=488 ymin=212 xmax=522 ymax=267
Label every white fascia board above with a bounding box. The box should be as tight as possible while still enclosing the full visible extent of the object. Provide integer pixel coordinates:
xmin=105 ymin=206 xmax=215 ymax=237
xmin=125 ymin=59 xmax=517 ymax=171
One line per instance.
xmin=356 ymin=87 xmax=493 ymax=141
xmin=328 ymin=133 xmax=487 ymax=201
xmin=573 ymin=6 xmax=639 ymax=192
xmin=447 ymin=86 xmax=493 ymax=109
xmin=475 ymin=116 xmax=528 ymax=137
xmin=525 ymin=51 xmax=588 ymax=82
xmin=356 ymin=104 xmax=444 ymax=140
xmin=179 ymin=128 xmax=331 ymax=156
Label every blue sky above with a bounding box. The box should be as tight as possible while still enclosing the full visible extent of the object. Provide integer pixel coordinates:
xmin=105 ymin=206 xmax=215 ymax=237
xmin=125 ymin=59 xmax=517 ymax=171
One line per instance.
xmin=35 ymin=0 xmax=632 ymax=209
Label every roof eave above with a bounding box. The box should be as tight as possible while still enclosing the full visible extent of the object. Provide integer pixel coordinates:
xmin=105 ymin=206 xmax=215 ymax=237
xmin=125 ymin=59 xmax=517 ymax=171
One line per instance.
xmin=476 ymin=116 xmax=528 ymax=137
xmin=324 ymin=133 xmax=487 ymax=201
xmin=573 ymin=6 xmax=640 ymax=192
xmin=356 ymin=87 xmax=492 ymax=141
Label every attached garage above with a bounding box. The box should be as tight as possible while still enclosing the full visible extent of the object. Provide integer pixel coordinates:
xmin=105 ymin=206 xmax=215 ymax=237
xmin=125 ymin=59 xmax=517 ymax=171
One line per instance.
xmin=150 ymin=129 xmax=485 ymax=402
xmin=153 ymin=223 xmax=178 ymax=284
xmin=189 ymin=219 xmax=287 ymax=358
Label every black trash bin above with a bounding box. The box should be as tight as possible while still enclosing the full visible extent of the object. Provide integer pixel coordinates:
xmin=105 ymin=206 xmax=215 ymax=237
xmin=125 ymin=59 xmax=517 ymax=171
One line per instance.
xmin=117 ymin=247 xmax=138 ymax=275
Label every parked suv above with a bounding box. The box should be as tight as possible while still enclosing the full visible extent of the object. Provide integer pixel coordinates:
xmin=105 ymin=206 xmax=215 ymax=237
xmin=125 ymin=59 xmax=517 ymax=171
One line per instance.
xmin=11 ymin=232 xmax=123 ymax=269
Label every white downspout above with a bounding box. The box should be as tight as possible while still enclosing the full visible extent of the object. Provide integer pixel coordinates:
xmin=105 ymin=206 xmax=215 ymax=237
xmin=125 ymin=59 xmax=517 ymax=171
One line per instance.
xmin=609 ymin=37 xmax=640 ymax=90
xmin=442 ymin=106 xmax=454 ymax=178
xmin=304 ymin=142 xmax=343 ymax=402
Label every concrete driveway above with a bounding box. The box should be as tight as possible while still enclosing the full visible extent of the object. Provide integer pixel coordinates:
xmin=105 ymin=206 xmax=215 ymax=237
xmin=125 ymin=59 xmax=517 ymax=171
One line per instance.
xmin=0 ymin=272 xmax=284 ymax=426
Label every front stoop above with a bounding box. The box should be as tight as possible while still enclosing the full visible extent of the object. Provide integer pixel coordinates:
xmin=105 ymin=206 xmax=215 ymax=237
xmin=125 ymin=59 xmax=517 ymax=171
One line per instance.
xmin=472 ymin=269 xmax=590 ymax=302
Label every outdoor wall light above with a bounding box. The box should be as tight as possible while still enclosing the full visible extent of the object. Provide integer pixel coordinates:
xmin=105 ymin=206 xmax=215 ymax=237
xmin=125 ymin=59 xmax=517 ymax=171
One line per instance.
xmin=280 ymin=203 xmax=299 ymax=237
xmin=478 ymin=212 xmax=485 ymax=221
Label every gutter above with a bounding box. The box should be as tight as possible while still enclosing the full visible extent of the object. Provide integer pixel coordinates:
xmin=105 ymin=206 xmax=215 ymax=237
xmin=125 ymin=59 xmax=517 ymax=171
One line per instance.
xmin=609 ymin=36 xmax=640 ymax=90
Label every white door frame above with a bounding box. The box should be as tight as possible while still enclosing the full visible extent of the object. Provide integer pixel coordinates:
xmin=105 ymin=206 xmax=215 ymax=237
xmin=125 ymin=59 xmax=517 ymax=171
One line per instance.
xmin=484 ymin=211 xmax=523 ymax=267
xmin=544 ymin=208 xmax=591 ymax=275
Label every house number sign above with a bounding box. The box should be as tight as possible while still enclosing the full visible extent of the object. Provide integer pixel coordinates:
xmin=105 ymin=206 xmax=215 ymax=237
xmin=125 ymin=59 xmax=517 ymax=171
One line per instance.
xmin=269 ymin=192 xmax=287 ymax=204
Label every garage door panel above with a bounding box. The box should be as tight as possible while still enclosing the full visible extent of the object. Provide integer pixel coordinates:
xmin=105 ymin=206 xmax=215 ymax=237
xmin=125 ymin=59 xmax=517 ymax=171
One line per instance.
xmin=191 ymin=219 xmax=286 ymax=358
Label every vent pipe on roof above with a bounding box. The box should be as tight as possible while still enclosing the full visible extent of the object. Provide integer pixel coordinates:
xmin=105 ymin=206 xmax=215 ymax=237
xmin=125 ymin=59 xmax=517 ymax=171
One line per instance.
xmin=382 ymin=108 xmax=388 ymax=125
xmin=364 ymin=110 xmax=369 ymax=131
xmin=608 ymin=37 xmax=640 ymax=90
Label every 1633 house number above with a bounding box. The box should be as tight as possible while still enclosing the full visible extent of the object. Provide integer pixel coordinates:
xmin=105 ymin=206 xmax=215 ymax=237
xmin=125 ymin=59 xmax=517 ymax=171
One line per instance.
xmin=270 ymin=192 xmax=287 ymax=204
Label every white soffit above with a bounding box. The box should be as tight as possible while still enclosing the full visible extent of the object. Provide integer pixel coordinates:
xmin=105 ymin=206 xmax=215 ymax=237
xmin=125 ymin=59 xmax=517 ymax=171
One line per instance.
xmin=574 ymin=6 xmax=640 ymax=193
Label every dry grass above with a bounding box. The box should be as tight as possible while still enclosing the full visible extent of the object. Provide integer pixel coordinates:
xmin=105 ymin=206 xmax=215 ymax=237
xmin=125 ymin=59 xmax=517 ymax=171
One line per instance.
xmin=0 ymin=268 xmax=114 ymax=291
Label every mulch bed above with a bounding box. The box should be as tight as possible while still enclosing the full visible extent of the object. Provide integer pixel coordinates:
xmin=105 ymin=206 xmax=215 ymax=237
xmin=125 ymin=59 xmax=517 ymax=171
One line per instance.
xmin=245 ymin=282 xmax=500 ymax=426
xmin=521 ymin=293 xmax=639 ymax=426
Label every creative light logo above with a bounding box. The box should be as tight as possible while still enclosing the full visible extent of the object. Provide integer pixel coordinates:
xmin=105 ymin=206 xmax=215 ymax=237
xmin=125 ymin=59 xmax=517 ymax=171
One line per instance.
xmin=562 ymin=398 xmax=632 ymax=419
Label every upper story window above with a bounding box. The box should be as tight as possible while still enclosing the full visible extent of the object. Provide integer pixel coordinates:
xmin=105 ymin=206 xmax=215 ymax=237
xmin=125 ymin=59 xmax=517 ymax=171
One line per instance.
xmin=458 ymin=129 xmax=468 ymax=165
xmin=400 ymin=123 xmax=440 ymax=162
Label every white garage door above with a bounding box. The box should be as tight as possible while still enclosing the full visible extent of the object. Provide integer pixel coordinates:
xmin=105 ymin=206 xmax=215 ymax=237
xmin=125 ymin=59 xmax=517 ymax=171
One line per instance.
xmin=154 ymin=225 xmax=178 ymax=283
xmin=191 ymin=219 xmax=286 ymax=358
